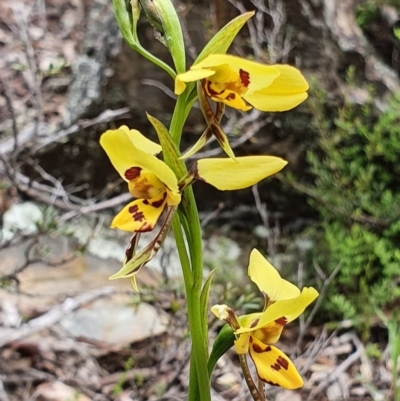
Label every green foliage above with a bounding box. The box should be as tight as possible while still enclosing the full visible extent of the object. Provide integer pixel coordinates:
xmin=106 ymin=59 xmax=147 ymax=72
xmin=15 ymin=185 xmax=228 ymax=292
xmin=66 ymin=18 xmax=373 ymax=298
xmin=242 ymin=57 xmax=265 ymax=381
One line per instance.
xmin=294 ymin=80 xmax=400 ymax=331
xmin=376 ymin=309 xmax=400 ymax=400
xmin=356 ymin=0 xmax=400 ymax=29
xmin=355 ymin=1 xmax=379 ymax=29
xmin=112 ymin=355 xmax=135 ymax=396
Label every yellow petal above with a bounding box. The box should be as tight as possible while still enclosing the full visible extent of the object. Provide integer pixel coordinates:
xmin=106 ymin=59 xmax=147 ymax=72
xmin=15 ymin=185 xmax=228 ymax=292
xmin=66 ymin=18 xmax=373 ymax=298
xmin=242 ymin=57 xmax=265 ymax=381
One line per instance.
xmin=238 ymin=312 xmax=283 ymax=344
xmin=195 ymin=156 xmax=287 ymax=190
xmin=209 ymin=88 xmax=252 ymax=111
xmin=175 ymin=69 xmax=215 ymax=94
xmin=248 ymin=249 xmax=300 ymax=302
xmin=192 ymin=54 xmax=280 ymax=93
xmin=100 ymin=127 xmax=161 ymax=178
xmin=111 ymin=195 xmax=167 ymax=232
xmin=101 ymin=127 xmax=180 ymax=197
xmin=237 ymin=287 xmax=319 ymax=334
xmin=249 ymin=337 xmax=303 ymax=389
xmin=234 ymin=332 xmax=251 ymax=354
xmin=253 ymin=321 xmax=284 ymax=345
xmin=243 ymin=64 xmax=309 ymax=111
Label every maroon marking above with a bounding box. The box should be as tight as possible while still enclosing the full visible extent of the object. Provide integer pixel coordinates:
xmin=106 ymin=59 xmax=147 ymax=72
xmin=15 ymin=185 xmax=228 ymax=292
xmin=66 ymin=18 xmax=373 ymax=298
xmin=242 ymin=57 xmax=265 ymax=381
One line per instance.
xmin=225 ymin=93 xmax=236 ymax=101
xmin=150 ymin=192 xmax=167 ymax=208
xmin=239 ymin=69 xmax=250 ymax=87
xmin=253 ymin=343 xmax=263 ymax=353
xmin=277 ymin=356 xmax=289 ymax=370
xmin=275 ymin=317 xmax=288 ymax=326
xmin=271 ymin=356 xmax=289 ymax=371
xmin=125 ymin=167 xmax=142 ymax=180
xmin=265 ymin=380 xmax=278 ymax=386
xmin=250 ymin=318 xmax=260 ymax=328
xmin=271 ymin=362 xmax=281 ymax=371
xmin=128 ymin=205 xmax=145 ymax=222
xmin=143 ymin=199 xmax=149 ymax=205
xmin=265 ymin=345 xmax=272 ymax=352
xmin=206 ymin=80 xmax=223 ymax=96
xmin=125 ymin=233 xmax=138 ymax=262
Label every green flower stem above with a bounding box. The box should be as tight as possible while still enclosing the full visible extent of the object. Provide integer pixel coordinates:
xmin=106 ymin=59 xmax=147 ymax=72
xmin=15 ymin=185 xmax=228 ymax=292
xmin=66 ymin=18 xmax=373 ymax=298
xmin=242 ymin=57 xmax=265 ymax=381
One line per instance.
xmin=128 ymin=19 xmax=176 ymax=79
xmin=172 ymin=213 xmax=211 ymax=401
xmin=170 ymin=93 xmax=188 ymax=144
xmin=169 ymin=93 xmax=211 ymax=401
xmin=127 ymin=40 xmax=176 ymax=79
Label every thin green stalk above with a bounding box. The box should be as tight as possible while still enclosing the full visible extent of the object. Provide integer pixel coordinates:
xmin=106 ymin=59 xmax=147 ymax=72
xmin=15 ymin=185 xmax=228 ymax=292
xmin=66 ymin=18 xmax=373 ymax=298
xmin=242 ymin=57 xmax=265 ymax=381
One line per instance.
xmin=172 ymin=214 xmax=211 ymax=401
xmin=128 ymin=41 xmax=176 ymax=79
xmin=170 ymin=93 xmax=189 ymax=144
xmin=169 ymin=92 xmax=211 ymax=401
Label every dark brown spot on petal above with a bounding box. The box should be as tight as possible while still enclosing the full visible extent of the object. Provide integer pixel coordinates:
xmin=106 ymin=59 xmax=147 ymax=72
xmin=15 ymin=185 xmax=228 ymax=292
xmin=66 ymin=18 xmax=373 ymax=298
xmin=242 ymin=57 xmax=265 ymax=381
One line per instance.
xmin=239 ymin=69 xmax=250 ymax=87
xmin=252 ymin=342 xmax=272 ymax=353
xmin=128 ymin=205 xmax=145 ymax=222
xmin=205 ymin=80 xmax=223 ymax=96
xmin=277 ymin=356 xmax=289 ymax=370
xmin=265 ymin=380 xmax=279 ymax=386
xmin=150 ymin=192 xmax=167 ymax=208
xmin=250 ymin=318 xmax=260 ymax=328
xmin=271 ymin=356 xmax=289 ymax=371
xmin=225 ymin=93 xmax=236 ymax=101
xmin=275 ymin=317 xmax=288 ymax=326
xmin=125 ymin=167 xmax=142 ymax=180
xmin=253 ymin=343 xmax=263 ymax=353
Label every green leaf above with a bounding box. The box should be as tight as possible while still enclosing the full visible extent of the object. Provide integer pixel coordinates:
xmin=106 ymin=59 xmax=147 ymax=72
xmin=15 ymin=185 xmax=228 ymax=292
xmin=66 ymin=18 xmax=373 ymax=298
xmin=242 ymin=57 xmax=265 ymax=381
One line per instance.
xmin=195 ymin=11 xmax=254 ymax=64
xmin=147 ymin=113 xmax=187 ymax=180
xmin=200 ymin=268 xmax=217 ymax=354
xmin=207 ymin=324 xmax=235 ymax=377
xmin=393 ymin=27 xmax=400 ymax=42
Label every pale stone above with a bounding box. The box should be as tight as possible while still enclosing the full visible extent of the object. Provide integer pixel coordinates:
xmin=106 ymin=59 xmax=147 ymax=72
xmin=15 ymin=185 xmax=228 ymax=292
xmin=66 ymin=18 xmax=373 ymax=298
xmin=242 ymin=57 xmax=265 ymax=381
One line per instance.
xmin=2 ymin=202 xmax=43 ymax=240
xmin=59 ymin=295 xmax=169 ymax=345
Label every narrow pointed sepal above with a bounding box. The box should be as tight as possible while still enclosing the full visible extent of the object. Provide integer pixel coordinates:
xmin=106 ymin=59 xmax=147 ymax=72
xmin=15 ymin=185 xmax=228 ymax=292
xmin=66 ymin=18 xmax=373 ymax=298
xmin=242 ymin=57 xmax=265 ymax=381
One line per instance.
xmin=180 ymin=127 xmax=213 ymax=160
xmin=109 ymin=206 xmax=177 ymax=287
xmin=210 ymin=122 xmax=237 ymax=160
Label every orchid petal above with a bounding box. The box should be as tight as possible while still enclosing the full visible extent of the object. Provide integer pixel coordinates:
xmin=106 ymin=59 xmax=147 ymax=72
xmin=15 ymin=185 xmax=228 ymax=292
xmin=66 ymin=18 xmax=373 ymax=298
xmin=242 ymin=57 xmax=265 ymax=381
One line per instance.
xmin=111 ymin=195 xmax=167 ymax=232
xmin=101 ymin=128 xmax=180 ymax=197
xmin=248 ymin=249 xmax=300 ymax=302
xmin=244 ymin=65 xmax=309 ymax=111
xmin=249 ymin=338 xmax=303 ymax=389
xmin=175 ymin=69 xmax=215 ymax=95
xmin=234 ymin=332 xmax=251 ymax=354
xmin=195 ymin=156 xmax=287 ymax=190
xmin=192 ymin=54 xmax=280 ymax=93
xmin=237 ymin=287 xmax=319 ymax=334
xmin=100 ymin=127 xmax=161 ymax=179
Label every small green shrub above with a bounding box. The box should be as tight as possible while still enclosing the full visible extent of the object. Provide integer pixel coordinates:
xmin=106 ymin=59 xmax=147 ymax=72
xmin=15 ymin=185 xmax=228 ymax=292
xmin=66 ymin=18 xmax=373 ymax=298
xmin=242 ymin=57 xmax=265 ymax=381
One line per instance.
xmin=290 ymin=81 xmax=400 ymax=333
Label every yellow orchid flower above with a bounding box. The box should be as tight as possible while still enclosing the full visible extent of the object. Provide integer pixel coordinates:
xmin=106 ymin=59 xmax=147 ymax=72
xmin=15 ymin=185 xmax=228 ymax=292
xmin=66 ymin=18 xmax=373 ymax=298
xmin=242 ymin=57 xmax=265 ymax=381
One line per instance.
xmin=212 ymin=249 xmax=318 ymax=390
xmin=100 ymin=126 xmax=181 ymax=232
xmin=175 ymin=54 xmax=309 ymax=112
xmin=100 ymin=126 xmax=290 ymax=288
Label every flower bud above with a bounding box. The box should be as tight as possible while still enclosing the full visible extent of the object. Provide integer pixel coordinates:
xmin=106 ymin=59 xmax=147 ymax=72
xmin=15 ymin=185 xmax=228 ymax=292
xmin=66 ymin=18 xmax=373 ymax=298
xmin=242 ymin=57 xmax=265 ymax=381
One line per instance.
xmin=138 ymin=0 xmax=185 ymax=73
